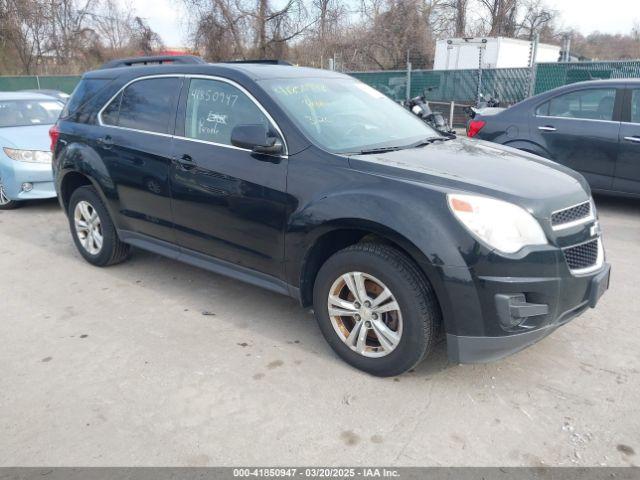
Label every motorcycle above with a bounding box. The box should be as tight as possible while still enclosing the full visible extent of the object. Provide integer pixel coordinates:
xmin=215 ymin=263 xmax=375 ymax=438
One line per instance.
xmin=403 ymin=92 xmax=455 ymax=136
xmin=464 ymin=92 xmax=503 ymax=119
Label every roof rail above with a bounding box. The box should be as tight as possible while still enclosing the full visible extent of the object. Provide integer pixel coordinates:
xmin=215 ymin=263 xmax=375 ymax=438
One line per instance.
xmin=225 ymin=59 xmax=293 ymax=66
xmin=99 ymin=55 xmax=206 ymax=70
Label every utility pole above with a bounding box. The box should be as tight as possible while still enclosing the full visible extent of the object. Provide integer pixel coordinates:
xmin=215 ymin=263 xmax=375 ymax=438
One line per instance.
xmin=528 ymin=33 xmax=539 ymax=97
xmin=476 ymin=39 xmax=487 ymax=105
xmin=406 ymin=49 xmax=412 ymax=101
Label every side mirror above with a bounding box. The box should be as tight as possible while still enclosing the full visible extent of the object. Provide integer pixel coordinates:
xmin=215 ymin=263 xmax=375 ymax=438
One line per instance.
xmin=230 ymin=124 xmax=284 ymax=155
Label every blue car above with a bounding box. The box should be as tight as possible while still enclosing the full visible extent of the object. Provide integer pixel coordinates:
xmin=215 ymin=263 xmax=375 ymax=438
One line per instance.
xmin=0 ymin=92 xmax=64 ymax=209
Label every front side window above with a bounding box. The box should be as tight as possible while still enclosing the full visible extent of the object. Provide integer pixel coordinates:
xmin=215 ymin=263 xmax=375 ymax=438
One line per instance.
xmin=543 ymin=88 xmax=617 ymax=121
xmin=101 ymin=77 xmax=181 ymax=134
xmin=631 ymin=90 xmax=640 ymax=124
xmin=262 ymin=77 xmax=439 ymax=153
xmin=0 ymin=99 xmax=63 ymax=127
xmin=185 ymin=78 xmax=271 ymax=146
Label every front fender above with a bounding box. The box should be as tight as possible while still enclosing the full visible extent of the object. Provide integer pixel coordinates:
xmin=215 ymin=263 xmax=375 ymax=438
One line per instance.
xmin=289 ymin=189 xmax=475 ymax=269
xmin=285 ymin=184 xmax=485 ymax=324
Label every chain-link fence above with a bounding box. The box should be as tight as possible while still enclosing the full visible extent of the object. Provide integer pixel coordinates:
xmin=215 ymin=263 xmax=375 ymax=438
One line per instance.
xmin=351 ymin=60 xmax=640 ymax=105
xmin=0 ymin=75 xmax=80 ymax=93
xmin=350 ymin=68 xmax=531 ymax=104
xmin=534 ymin=60 xmax=640 ymax=94
xmin=1 ymin=60 xmax=639 ymax=106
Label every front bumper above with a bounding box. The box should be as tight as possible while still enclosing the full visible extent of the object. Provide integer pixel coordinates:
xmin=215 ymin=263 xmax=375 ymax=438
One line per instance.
xmin=439 ymin=251 xmax=611 ymax=363
xmin=0 ymin=155 xmax=56 ymax=201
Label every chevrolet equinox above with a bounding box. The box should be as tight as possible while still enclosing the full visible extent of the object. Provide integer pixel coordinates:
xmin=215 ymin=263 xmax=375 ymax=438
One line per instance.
xmin=51 ymin=56 xmax=611 ymax=376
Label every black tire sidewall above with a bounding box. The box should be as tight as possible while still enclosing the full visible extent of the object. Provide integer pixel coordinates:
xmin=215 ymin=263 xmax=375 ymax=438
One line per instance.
xmin=313 ymin=247 xmax=431 ymax=376
xmin=68 ymin=186 xmax=118 ymax=266
xmin=0 ymin=201 xmax=22 ymax=210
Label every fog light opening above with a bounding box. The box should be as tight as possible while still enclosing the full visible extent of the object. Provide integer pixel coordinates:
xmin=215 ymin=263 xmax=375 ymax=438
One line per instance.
xmin=21 ymin=182 xmax=33 ymax=192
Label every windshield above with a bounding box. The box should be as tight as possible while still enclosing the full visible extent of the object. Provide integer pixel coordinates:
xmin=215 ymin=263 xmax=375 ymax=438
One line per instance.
xmin=0 ymin=99 xmax=63 ymax=127
xmin=262 ymin=77 xmax=439 ymax=153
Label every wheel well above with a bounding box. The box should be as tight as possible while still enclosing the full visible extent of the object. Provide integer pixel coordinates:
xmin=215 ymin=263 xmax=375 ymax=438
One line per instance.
xmin=60 ymin=172 xmax=92 ymax=211
xmin=299 ymin=228 xmax=429 ymax=308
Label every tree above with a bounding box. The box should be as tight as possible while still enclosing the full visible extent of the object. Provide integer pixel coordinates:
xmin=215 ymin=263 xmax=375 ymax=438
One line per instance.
xmin=517 ymin=0 xmax=554 ymax=41
xmin=132 ymin=16 xmax=163 ymax=55
xmin=443 ymin=0 xmax=468 ymax=37
xmin=480 ymin=0 xmax=519 ymax=37
xmin=1 ymin=0 xmax=51 ymax=74
xmin=92 ymin=0 xmax=137 ymax=53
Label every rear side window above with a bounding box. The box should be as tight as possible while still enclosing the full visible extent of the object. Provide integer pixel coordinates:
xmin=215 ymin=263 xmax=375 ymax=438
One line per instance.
xmin=544 ymin=88 xmax=617 ymax=121
xmin=631 ymin=90 xmax=640 ymax=124
xmin=101 ymin=77 xmax=181 ymax=134
xmin=535 ymin=103 xmax=549 ymax=116
xmin=184 ymin=78 xmax=270 ymax=145
xmin=62 ymin=78 xmax=110 ymax=119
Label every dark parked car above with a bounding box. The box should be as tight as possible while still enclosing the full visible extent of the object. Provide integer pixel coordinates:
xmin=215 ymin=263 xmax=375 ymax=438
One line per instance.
xmin=51 ymin=57 xmax=610 ymax=376
xmin=467 ymin=79 xmax=640 ymax=197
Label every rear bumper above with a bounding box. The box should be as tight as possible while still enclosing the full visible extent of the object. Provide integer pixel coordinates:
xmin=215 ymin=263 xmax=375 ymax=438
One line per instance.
xmin=446 ymin=262 xmax=611 ymax=363
xmin=0 ymin=155 xmax=56 ymax=200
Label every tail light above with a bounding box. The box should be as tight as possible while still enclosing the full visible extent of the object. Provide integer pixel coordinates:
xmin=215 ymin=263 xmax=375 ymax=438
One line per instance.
xmin=49 ymin=124 xmax=60 ymax=152
xmin=467 ymin=120 xmax=486 ymax=138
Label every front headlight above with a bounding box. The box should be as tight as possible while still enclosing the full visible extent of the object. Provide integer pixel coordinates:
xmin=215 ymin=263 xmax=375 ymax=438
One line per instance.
xmin=3 ymin=147 xmax=52 ymax=164
xmin=447 ymin=193 xmax=547 ymax=254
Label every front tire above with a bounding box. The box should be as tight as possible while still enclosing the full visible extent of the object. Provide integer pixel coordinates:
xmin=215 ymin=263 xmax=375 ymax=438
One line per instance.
xmin=0 ymin=180 xmax=23 ymax=210
xmin=68 ymin=186 xmax=130 ymax=266
xmin=313 ymin=242 xmax=440 ymax=377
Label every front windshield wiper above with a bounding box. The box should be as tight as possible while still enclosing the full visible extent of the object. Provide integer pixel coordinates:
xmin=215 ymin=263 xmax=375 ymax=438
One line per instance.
xmin=351 ymin=146 xmax=404 ymax=155
xmin=344 ymin=136 xmax=452 ymax=155
xmin=405 ymin=136 xmax=451 ymax=149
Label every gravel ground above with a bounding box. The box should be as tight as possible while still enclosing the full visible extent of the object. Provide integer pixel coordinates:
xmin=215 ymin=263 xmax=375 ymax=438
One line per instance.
xmin=0 ymin=195 xmax=638 ymax=467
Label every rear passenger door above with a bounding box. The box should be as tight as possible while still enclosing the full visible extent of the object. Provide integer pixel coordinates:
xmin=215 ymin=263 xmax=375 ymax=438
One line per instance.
xmin=169 ymin=76 xmax=290 ymax=279
xmin=614 ymin=87 xmax=640 ymax=194
xmin=98 ymin=76 xmax=182 ymax=242
xmin=531 ymin=87 xmax=621 ymax=191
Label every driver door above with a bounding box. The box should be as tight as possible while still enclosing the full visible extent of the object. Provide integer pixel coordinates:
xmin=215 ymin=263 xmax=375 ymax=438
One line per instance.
xmin=169 ymin=77 xmax=290 ymax=279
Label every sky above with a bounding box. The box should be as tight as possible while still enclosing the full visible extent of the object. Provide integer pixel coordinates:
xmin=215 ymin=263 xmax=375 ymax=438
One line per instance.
xmin=129 ymin=0 xmax=639 ymax=48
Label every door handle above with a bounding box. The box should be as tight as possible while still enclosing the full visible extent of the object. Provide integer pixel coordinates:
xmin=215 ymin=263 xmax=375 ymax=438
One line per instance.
xmin=623 ymin=136 xmax=640 ymax=144
xmin=538 ymin=126 xmax=557 ymax=132
xmin=174 ymin=154 xmax=196 ymax=170
xmin=96 ymin=135 xmax=113 ymax=148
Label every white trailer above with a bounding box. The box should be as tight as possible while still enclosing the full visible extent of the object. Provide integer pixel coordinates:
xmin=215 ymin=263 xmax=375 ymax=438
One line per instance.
xmin=433 ymin=37 xmax=560 ymax=70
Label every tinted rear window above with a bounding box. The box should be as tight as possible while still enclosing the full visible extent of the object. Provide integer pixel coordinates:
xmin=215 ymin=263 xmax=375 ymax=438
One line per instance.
xmin=62 ymin=78 xmax=110 ymax=119
xmin=101 ymin=78 xmax=181 ymax=134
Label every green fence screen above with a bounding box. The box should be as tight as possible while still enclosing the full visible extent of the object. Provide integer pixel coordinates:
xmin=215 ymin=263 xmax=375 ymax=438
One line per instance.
xmin=2 ymin=60 xmax=639 ymax=104
xmin=351 ymin=68 xmax=532 ymax=104
xmin=0 ymin=75 xmax=81 ymax=94
xmin=534 ymin=61 xmax=640 ymax=95
xmin=352 ymin=60 xmax=640 ymax=105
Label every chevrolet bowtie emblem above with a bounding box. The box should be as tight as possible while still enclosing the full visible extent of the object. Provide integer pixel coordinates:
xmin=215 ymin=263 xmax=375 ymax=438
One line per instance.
xmin=590 ymin=221 xmax=601 ymax=238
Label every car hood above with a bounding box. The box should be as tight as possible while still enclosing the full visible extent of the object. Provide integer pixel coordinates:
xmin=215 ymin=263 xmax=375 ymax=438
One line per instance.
xmin=347 ymin=137 xmax=591 ymax=216
xmin=0 ymin=125 xmax=52 ymax=151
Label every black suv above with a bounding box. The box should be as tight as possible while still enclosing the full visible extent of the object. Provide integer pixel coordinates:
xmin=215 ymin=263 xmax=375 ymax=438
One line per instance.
xmin=52 ymin=56 xmax=610 ymax=376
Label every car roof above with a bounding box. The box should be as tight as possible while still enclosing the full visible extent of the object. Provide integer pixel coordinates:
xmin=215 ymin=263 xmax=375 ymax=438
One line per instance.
xmin=562 ymin=78 xmax=640 ymax=87
xmin=83 ymin=62 xmax=349 ymax=82
xmin=0 ymin=91 xmax=63 ymax=101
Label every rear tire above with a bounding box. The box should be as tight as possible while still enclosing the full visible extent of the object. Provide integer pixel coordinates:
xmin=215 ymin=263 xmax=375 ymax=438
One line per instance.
xmin=313 ymin=242 xmax=440 ymax=377
xmin=68 ymin=186 xmax=130 ymax=266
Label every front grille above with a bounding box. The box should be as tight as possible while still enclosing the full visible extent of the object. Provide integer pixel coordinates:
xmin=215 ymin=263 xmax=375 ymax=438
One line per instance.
xmin=551 ymin=201 xmax=592 ymax=227
xmin=563 ymin=239 xmax=599 ymax=271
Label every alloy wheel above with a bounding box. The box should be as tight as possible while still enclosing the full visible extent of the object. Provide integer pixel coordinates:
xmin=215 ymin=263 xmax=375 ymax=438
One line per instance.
xmin=327 ymin=272 xmax=403 ymax=358
xmin=74 ymin=200 xmax=103 ymax=255
xmin=0 ymin=180 xmax=10 ymax=206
